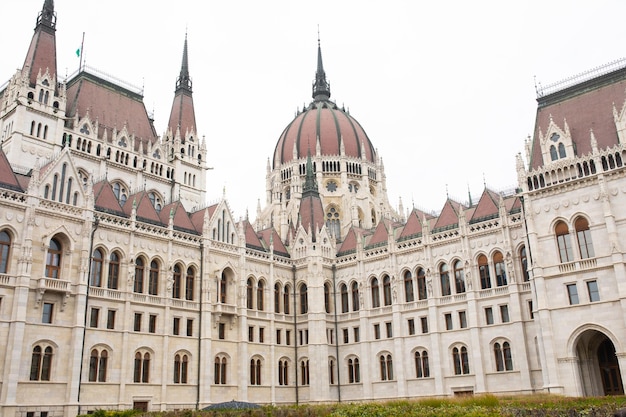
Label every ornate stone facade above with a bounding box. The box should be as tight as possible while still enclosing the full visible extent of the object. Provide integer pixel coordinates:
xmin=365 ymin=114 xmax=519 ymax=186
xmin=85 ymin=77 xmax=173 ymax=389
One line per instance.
xmin=0 ymin=2 xmax=624 ymax=417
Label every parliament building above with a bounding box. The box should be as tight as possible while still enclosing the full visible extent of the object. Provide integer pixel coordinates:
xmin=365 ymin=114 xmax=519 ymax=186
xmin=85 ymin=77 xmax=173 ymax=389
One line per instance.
xmin=1 ymin=2 xmax=626 ymax=416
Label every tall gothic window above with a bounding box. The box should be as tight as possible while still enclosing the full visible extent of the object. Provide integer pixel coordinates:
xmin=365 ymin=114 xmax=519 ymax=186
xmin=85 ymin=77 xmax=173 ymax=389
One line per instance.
xmin=404 ymin=270 xmax=414 ymax=302
xmin=555 ymin=221 xmax=574 ymax=263
xmin=108 ymin=251 xmax=120 ymax=289
xmin=300 ymin=284 xmax=308 ymax=314
xmin=0 ymin=230 xmax=11 ymax=274
xmin=493 ymin=251 xmax=507 ymax=286
xmin=440 ymin=263 xmax=451 ymax=296
xmin=478 ymin=254 xmax=491 ymax=289
xmin=417 ymin=268 xmax=427 ymax=299
xmin=186 ymin=267 xmax=195 ymax=301
xmin=134 ymin=258 xmax=144 ymax=293
xmin=172 ymin=264 xmax=182 ymax=299
xmin=148 ymin=260 xmax=159 ymax=295
xmin=90 ymin=248 xmax=104 ymax=287
xmin=453 ymin=260 xmax=466 ymax=293
xmin=575 ymin=217 xmax=595 ymax=259
xmin=89 ymin=348 xmax=108 ymax=382
xmin=371 ymin=278 xmax=380 ymax=308
xmin=383 ymin=275 xmax=392 ymax=306
xmin=341 ymin=283 xmax=349 ymax=313
xmin=351 ymin=282 xmax=360 ymax=311
xmin=45 ymin=238 xmax=62 ymax=279
xmin=519 ymin=246 xmax=530 ymax=282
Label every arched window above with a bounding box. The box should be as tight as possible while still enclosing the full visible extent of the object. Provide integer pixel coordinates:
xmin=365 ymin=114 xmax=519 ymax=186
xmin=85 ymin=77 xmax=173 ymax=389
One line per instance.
xmin=300 ymin=284 xmax=308 ymax=314
xmin=494 ymin=341 xmax=513 ymax=372
xmin=340 ymin=283 xmax=349 ymax=313
xmin=324 ymin=282 xmax=331 ymax=313
xmin=493 ymin=251 xmax=507 ymax=286
xmin=404 ymin=270 xmax=414 ymax=302
xmin=220 ymin=272 xmax=227 ymax=303
xmin=347 ymin=281 xmax=359 ymax=311
xmin=380 ymin=354 xmax=393 ymax=381
xmin=172 ymin=264 xmax=182 ymax=299
xmin=250 ymin=358 xmax=262 ymax=385
xmin=89 ymin=348 xmax=108 ymax=382
xmin=555 ymin=220 xmax=574 ymax=262
xmin=174 ymin=354 xmax=189 ymax=384
xmin=108 ymin=251 xmax=120 ymax=289
xmin=348 ymin=357 xmax=361 ymax=383
xmin=300 ymin=360 xmax=310 ymax=385
xmin=550 ymin=145 xmax=558 ymax=161
xmin=453 ymin=260 xmax=466 ymax=293
xmin=46 ymin=238 xmax=62 ymax=279
xmin=415 ymin=350 xmax=430 ymax=378
xmin=246 ymin=278 xmax=254 ymax=309
xmin=440 ymin=263 xmax=451 ymax=296
xmin=383 ymin=275 xmax=392 ymax=306
xmin=325 ymin=206 xmax=341 ymax=239
xmin=283 ymin=284 xmax=291 ymax=314
xmin=257 ymin=281 xmax=265 ymax=311
xmin=558 ymin=142 xmax=566 ymax=158
xmin=329 ymin=358 xmax=336 ymax=384
xmin=274 ymin=283 xmax=281 ymax=313
xmin=148 ymin=260 xmax=159 ymax=295
xmin=371 ymin=278 xmax=380 ymax=308
xmin=520 ymin=246 xmax=530 ymax=282
xmin=417 ymin=268 xmax=427 ymax=300
xmin=278 ymin=359 xmax=289 ymax=385
xmin=30 ymin=345 xmax=53 ymax=381
xmin=134 ymin=258 xmax=144 ymax=293
xmin=214 ymin=356 xmax=227 ymax=384
xmin=90 ymin=248 xmax=104 ymax=287
xmin=0 ymin=230 xmax=11 ymax=274
xmin=186 ymin=268 xmax=198 ymax=302
xmin=478 ymin=254 xmax=491 ymax=289
xmin=575 ymin=217 xmax=594 ymax=259
xmin=453 ymin=346 xmax=470 ymax=375
xmin=134 ymin=352 xmax=150 ymax=383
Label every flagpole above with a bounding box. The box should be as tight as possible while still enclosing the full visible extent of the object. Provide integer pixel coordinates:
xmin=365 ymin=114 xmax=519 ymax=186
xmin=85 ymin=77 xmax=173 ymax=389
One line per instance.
xmin=79 ymin=32 xmax=85 ymax=72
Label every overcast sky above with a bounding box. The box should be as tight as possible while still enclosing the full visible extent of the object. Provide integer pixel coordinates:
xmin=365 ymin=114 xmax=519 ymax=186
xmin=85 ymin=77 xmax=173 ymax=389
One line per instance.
xmin=2 ymin=1 xmax=625 ymax=219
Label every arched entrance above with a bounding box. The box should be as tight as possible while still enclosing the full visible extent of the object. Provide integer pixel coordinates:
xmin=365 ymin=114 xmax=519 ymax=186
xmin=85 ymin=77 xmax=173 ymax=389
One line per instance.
xmin=574 ymin=329 xmax=624 ymax=396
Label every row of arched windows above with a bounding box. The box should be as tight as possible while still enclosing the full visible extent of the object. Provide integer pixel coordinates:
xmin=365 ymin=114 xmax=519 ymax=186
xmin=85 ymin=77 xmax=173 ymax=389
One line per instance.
xmin=89 ymin=248 xmax=196 ymax=300
xmin=30 ymin=120 xmax=49 ymax=139
xmin=555 ymin=216 xmax=594 ymax=263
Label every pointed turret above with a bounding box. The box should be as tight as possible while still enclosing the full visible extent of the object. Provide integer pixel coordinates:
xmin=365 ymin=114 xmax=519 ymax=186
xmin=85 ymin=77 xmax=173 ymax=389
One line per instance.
xmin=22 ymin=0 xmax=58 ymax=88
xmin=167 ymin=33 xmax=197 ymax=138
xmin=312 ymin=37 xmax=331 ymax=101
xmin=299 ymin=153 xmax=324 ymax=242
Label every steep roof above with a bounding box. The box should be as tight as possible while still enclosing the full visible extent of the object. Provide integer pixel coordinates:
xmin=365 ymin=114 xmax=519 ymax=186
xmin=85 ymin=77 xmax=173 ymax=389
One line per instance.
xmin=22 ymin=0 xmax=57 ymax=88
xmin=167 ymin=34 xmax=197 ymax=137
xmin=189 ymin=204 xmax=217 ymax=233
xmin=432 ymin=199 xmax=464 ymax=232
xmin=160 ymin=201 xmax=198 ymax=234
xmin=65 ymin=71 xmax=158 ymax=152
xmin=258 ymin=227 xmax=290 ymax=257
xmin=243 ymin=220 xmax=265 ymax=252
xmin=398 ymin=209 xmax=424 ymax=241
xmin=365 ymin=220 xmax=390 ymax=249
xmin=337 ymin=227 xmax=359 ymax=255
xmin=123 ymin=191 xmax=161 ymax=225
xmin=0 ymin=149 xmax=24 ymax=192
xmin=93 ymin=180 xmax=125 ymax=216
xmin=530 ymin=64 xmax=626 ymax=170
xmin=469 ymin=189 xmax=500 ymax=223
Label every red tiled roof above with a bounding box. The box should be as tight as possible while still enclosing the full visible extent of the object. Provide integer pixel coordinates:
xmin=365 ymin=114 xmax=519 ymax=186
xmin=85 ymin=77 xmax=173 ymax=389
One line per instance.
xmin=273 ymin=102 xmax=375 ymax=168
xmin=160 ymin=201 xmax=197 ymax=233
xmin=189 ymin=204 xmax=217 ymax=232
xmin=258 ymin=227 xmax=289 ymax=256
xmin=123 ymin=191 xmax=161 ymax=224
xmin=66 ymin=72 xmax=158 ymax=152
xmin=299 ymin=194 xmax=325 ymax=239
xmin=243 ymin=220 xmax=265 ymax=251
xmin=22 ymin=22 xmax=57 ymax=87
xmin=432 ymin=199 xmax=464 ymax=231
xmin=365 ymin=220 xmax=389 ymax=248
xmin=337 ymin=227 xmax=358 ymax=254
xmin=469 ymin=189 xmax=500 ymax=222
xmin=168 ymin=90 xmax=197 ymax=138
xmin=398 ymin=210 xmax=424 ymax=240
xmin=0 ymin=149 xmax=24 ymax=192
xmin=93 ymin=180 xmax=125 ymax=216
xmin=530 ymin=70 xmax=626 ymax=170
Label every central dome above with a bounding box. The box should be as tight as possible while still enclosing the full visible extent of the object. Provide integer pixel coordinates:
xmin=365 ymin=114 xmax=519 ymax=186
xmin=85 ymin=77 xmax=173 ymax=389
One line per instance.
xmin=272 ymin=100 xmax=375 ymax=168
xmin=272 ymin=40 xmax=376 ymax=168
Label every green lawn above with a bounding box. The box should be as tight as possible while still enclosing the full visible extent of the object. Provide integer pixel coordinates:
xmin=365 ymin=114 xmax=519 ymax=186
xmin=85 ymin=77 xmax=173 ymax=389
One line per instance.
xmin=81 ymin=395 xmax=626 ymax=417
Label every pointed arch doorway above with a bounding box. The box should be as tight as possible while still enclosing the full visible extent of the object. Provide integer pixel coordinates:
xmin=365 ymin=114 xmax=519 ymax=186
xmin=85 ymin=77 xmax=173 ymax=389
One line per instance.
xmin=574 ymin=329 xmax=624 ymax=396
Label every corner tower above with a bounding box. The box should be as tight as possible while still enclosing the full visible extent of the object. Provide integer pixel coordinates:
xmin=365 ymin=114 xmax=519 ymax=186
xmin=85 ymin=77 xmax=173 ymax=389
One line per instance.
xmin=258 ymin=39 xmax=398 ymax=243
xmin=163 ymin=33 xmax=207 ymax=210
xmin=0 ymin=0 xmax=67 ymax=165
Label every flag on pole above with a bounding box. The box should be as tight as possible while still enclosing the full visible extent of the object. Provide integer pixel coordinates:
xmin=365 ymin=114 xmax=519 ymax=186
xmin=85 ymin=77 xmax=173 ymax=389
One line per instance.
xmin=76 ymin=48 xmax=81 ymax=58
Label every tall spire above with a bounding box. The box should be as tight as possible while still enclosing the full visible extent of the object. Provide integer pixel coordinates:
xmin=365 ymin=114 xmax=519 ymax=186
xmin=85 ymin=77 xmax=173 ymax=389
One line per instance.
xmin=37 ymin=0 xmax=56 ymax=31
xmin=302 ymin=151 xmax=319 ymax=197
xmin=312 ymin=34 xmax=331 ymax=101
xmin=176 ymin=32 xmax=192 ymax=93
xmin=22 ymin=0 xmax=58 ymax=87
xmin=167 ymin=32 xmax=197 ymax=136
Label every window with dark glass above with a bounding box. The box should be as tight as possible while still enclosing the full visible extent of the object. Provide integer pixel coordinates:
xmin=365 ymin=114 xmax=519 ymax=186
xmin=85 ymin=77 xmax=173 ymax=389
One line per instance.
xmin=417 ymin=268 xmax=427 ymax=300
xmin=494 ymin=251 xmax=507 ymax=286
xmin=371 ymin=278 xmax=380 ymax=308
xmin=440 ymin=263 xmax=451 ymax=296
xmin=453 ymin=260 xmax=466 ymax=293
xmin=172 ymin=264 xmax=182 ymax=299
xmin=478 ymin=254 xmax=491 ymax=289
xmin=556 ymin=221 xmax=574 ymax=263
xmin=108 ymin=252 xmax=120 ymax=289
xmin=404 ymin=270 xmax=414 ymax=302
xmin=341 ymin=283 xmax=349 ymax=313
xmin=90 ymin=249 xmax=103 ymax=287
xmin=134 ymin=258 xmax=144 ymax=293
xmin=46 ymin=238 xmax=62 ymax=279
xmin=148 ymin=260 xmax=159 ymax=295
xmin=587 ymin=280 xmax=600 ymax=302
xmin=351 ymin=281 xmax=360 ymax=311
xmin=0 ymin=230 xmax=11 ymax=274
xmin=575 ymin=217 xmax=595 ymax=259
xmin=415 ymin=350 xmax=430 ymax=378
xmin=185 ymin=267 xmax=195 ymax=300
xmin=567 ymin=283 xmax=579 ymax=305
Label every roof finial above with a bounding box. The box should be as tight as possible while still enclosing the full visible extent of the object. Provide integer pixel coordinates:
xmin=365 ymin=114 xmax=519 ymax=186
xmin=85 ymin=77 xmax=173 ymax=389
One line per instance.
xmin=312 ymin=28 xmax=331 ymax=101
xmin=175 ymin=31 xmax=192 ymax=92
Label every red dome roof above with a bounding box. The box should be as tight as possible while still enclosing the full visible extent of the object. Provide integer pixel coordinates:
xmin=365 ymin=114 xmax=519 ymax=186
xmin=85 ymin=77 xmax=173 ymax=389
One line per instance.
xmin=273 ymin=100 xmax=376 ymax=168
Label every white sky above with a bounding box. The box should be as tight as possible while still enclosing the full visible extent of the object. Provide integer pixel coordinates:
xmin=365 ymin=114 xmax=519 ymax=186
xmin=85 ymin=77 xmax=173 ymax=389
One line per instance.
xmin=1 ymin=1 xmax=625 ymax=219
